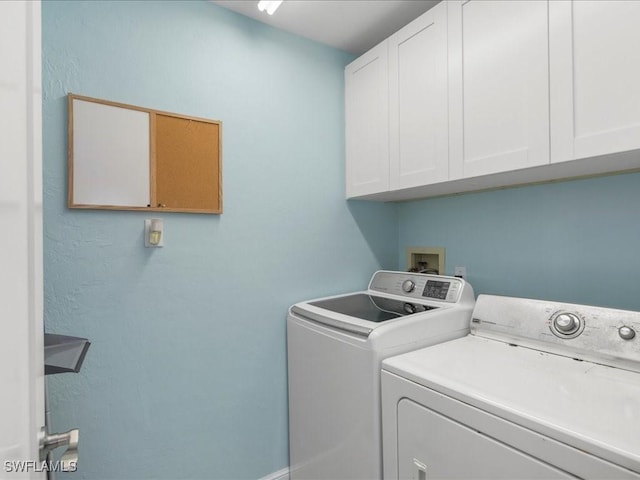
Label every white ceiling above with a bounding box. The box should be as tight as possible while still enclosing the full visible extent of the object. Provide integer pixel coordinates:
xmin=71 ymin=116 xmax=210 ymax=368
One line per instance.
xmin=211 ymin=0 xmax=440 ymax=55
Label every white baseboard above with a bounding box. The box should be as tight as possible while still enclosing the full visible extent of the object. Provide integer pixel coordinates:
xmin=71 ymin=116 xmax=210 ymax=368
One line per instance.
xmin=260 ymin=467 xmax=290 ymax=480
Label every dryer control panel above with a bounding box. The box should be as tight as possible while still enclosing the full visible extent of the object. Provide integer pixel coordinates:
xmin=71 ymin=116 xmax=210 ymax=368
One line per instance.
xmin=471 ymin=295 xmax=640 ymax=373
xmin=369 ymin=271 xmax=470 ymax=304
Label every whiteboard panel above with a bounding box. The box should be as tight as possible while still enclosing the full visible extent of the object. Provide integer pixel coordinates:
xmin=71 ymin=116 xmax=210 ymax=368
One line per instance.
xmin=72 ymin=98 xmax=150 ymax=206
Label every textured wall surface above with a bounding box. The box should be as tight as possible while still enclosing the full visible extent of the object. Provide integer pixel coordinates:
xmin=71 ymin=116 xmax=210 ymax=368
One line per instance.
xmin=398 ymin=172 xmax=640 ymax=311
xmin=42 ymin=2 xmax=397 ymax=478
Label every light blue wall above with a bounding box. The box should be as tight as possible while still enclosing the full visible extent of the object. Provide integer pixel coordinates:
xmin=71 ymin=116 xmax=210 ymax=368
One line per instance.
xmin=398 ymin=172 xmax=640 ymax=311
xmin=42 ymin=1 xmax=397 ymax=478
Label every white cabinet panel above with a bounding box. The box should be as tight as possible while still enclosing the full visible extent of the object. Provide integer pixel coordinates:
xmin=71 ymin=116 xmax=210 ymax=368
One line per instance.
xmin=550 ymin=0 xmax=640 ymax=163
xmin=345 ymin=42 xmax=389 ymax=198
xmin=449 ymin=0 xmax=549 ymax=179
xmin=389 ymin=1 xmax=448 ymax=190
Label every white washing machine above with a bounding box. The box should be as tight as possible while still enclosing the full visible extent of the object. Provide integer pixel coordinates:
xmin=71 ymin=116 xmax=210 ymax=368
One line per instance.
xmin=382 ymin=294 xmax=640 ymax=479
xmin=287 ymin=270 xmax=475 ymax=479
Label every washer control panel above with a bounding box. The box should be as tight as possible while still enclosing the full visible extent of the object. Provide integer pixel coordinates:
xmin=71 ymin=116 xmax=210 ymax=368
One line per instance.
xmin=471 ymin=295 xmax=640 ymax=373
xmin=369 ymin=271 xmax=469 ymax=304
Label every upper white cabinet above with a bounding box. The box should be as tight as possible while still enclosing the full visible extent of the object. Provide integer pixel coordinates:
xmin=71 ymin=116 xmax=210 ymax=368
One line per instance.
xmin=549 ymin=0 xmax=640 ymax=163
xmin=345 ymin=42 xmax=389 ymax=198
xmin=345 ymin=1 xmax=448 ymax=198
xmin=345 ymin=0 xmax=640 ymax=202
xmin=448 ymin=0 xmax=550 ymax=179
xmin=389 ymin=1 xmax=448 ymax=190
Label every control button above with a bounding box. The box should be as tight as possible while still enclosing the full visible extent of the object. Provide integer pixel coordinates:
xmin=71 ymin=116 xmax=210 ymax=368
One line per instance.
xmin=402 ymin=279 xmax=416 ymax=293
xmin=554 ymin=313 xmax=580 ymax=334
xmin=619 ymin=326 xmax=636 ymax=340
xmin=550 ymin=312 xmax=584 ymax=338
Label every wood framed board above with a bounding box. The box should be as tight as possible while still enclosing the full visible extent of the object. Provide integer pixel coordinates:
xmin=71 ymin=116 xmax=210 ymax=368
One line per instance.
xmin=68 ymin=94 xmax=222 ymax=214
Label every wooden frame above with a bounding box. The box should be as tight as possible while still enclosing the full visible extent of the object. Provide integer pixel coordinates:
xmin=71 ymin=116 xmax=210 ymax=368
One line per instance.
xmin=68 ymin=94 xmax=222 ymax=214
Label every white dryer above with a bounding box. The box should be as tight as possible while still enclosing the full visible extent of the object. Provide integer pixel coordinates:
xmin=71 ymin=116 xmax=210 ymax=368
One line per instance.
xmin=287 ymin=270 xmax=475 ymax=479
xmin=382 ymin=294 xmax=640 ymax=479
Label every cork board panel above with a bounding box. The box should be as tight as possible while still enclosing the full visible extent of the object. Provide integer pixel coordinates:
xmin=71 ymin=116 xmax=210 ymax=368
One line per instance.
xmin=155 ymin=114 xmax=221 ymax=213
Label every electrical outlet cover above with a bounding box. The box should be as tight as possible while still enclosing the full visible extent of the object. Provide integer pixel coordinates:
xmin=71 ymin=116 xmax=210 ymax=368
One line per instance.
xmin=454 ymin=266 xmax=467 ymax=279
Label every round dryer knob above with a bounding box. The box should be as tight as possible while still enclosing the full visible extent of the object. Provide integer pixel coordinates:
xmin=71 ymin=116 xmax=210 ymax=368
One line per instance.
xmin=554 ymin=313 xmax=581 ymax=335
xmin=619 ymin=326 xmax=636 ymax=340
xmin=402 ymin=279 xmax=416 ymax=293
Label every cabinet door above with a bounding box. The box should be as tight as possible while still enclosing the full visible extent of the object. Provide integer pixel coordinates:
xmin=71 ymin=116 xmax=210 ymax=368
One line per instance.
xmin=345 ymin=42 xmax=389 ymax=198
xmin=389 ymin=2 xmax=448 ymax=190
xmin=550 ymin=1 xmax=640 ymax=163
xmin=448 ymin=0 xmax=550 ymax=179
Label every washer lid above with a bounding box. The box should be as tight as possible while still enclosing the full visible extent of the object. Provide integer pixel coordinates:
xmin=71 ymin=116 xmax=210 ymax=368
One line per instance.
xmin=309 ymin=293 xmax=436 ymax=322
xmin=383 ymin=335 xmax=640 ymax=474
xmin=291 ymin=293 xmax=438 ymax=336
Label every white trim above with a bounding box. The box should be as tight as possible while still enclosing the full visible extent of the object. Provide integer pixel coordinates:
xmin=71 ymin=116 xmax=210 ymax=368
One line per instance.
xmin=259 ymin=467 xmax=290 ymax=480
